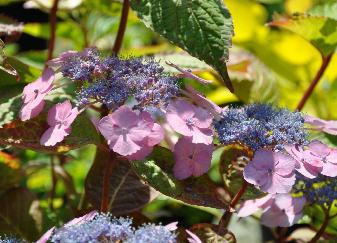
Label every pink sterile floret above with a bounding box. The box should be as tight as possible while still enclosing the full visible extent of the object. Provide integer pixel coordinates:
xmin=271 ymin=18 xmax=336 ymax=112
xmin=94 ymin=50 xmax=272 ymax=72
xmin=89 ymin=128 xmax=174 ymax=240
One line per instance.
xmin=285 ymin=144 xmax=323 ymax=179
xmin=98 ymin=106 xmax=164 ymax=158
xmin=238 ymin=194 xmax=306 ymax=227
xmin=166 ymin=99 xmax=213 ymax=145
xmin=40 ymin=100 xmax=78 ymax=146
xmin=307 ymin=140 xmax=337 ymax=177
xmin=20 ymin=68 xmax=54 ymax=121
xmin=173 ymin=136 xmax=213 ymax=180
xmin=305 ymin=115 xmax=337 ymax=135
xmin=243 ymin=149 xmax=296 ymax=194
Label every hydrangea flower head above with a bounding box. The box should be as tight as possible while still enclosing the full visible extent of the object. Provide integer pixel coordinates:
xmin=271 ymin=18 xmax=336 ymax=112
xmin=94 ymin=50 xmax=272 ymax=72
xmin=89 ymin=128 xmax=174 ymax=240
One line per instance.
xmin=167 ymin=99 xmax=213 ymax=144
xmin=238 ymin=194 xmax=306 ymax=227
xmin=20 ymin=68 xmax=54 ymax=121
xmin=173 ymin=136 xmax=213 ymax=179
xmin=0 ymin=236 xmax=26 ymax=243
xmin=51 ymin=214 xmax=133 ymax=243
xmin=243 ymin=149 xmax=296 ymax=194
xmin=126 ymin=224 xmax=176 ymax=243
xmin=98 ymin=106 xmax=163 ymax=157
xmin=40 ymin=100 xmax=78 ymax=146
xmin=214 ymin=104 xmax=307 ymax=151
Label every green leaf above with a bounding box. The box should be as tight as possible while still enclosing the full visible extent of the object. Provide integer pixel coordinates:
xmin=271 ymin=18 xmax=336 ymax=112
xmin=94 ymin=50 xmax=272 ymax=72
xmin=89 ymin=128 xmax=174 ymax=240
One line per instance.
xmin=85 ymin=148 xmax=157 ymax=215
xmin=0 ymin=187 xmax=42 ymax=241
xmin=309 ymin=1 xmax=337 ymax=21
xmin=269 ymin=15 xmax=337 ymax=57
xmin=130 ymin=0 xmax=234 ymax=91
xmin=131 ymin=146 xmax=229 ymax=209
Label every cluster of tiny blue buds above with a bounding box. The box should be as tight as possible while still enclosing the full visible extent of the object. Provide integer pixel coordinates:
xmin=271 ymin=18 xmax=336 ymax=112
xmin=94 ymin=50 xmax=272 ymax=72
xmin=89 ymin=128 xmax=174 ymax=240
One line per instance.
xmin=297 ymin=174 xmax=337 ymax=206
xmin=214 ymin=104 xmax=307 ymax=151
xmin=60 ymin=48 xmax=179 ymax=110
xmin=0 ymin=236 xmax=26 ymax=243
xmin=51 ymin=214 xmax=177 ymax=243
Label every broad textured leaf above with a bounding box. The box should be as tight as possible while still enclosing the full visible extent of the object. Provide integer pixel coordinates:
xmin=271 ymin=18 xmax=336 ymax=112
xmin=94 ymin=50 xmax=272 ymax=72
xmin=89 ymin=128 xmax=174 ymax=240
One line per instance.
xmin=0 ymin=113 xmax=100 ymax=153
xmin=0 ymin=187 xmax=42 ymax=241
xmin=0 ymin=151 xmax=23 ymax=190
xmin=85 ymin=148 xmax=157 ymax=215
xmin=220 ymin=145 xmax=260 ymax=200
xmin=189 ymin=223 xmax=236 ymax=243
xmin=131 ymin=146 xmax=228 ymax=209
xmin=269 ymin=15 xmax=337 ymax=57
xmin=130 ymin=0 xmax=234 ymax=91
xmin=309 ymin=1 xmax=337 ymax=21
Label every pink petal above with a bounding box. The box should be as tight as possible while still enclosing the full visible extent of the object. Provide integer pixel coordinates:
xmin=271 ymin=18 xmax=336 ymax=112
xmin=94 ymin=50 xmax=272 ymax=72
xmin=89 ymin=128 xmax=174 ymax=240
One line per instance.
xmin=110 ymin=135 xmax=141 ymax=156
xmin=167 ymin=99 xmax=195 ymax=120
xmin=237 ymin=194 xmax=274 ymax=217
xmin=39 ymin=68 xmax=55 ymax=93
xmin=40 ymin=126 xmax=69 ymax=146
xmin=126 ymin=146 xmax=153 ymax=160
xmin=186 ymin=230 xmax=202 ymax=243
xmin=324 ymin=121 xmax=337 ymax=135
xmin=19 ymin=99 xmax=45 ymax=121
xmin=173 ymin=136 xmax=195 ymax=159
xmin=262 ymin=173 xmax=295 ymax=194
xmin=274 ymin=152 xmax=296 ymax=176
xmin=36 ymin=226 xmax=55 ymax=243
xmin=261 ymin=207 xmax=297 ymax=227
xmin=128 ymin=122 xmax=152 ymax=142
xmin=173 ymin=157 xmax=193 ymax=180
xmin=165 ymin=222 xmax=178 ymax=231
xmin=193 ymin=106 xmax=213 ymax=128
xmin=296 ymin=162 xmax=321 ymax=179
xmin=321 ymin=162 xmax=337 ymax=177
xmin=110 ymin=106 xmax=139 ymax=128
xmin=191 ymin=127 xmax=213 ymax=145
xmin=47 ymin=50 xmax=78 ymax=67
xmin=243 ymin=163 xmax=269 ymax=186
xmin=308 ymin=140 xmax=331 ymax=157
xmin=64 ymin=211 xmax=97 ymax=227
xmin=98 ymin=115 xmax=119 ymax=142
xmin=166 ymin=112 xmax=192 ymax=136
xmin=304 ymin=115 xmax=326 ymax=130
xmin=147 ymin=123 xmax=164 ymax=146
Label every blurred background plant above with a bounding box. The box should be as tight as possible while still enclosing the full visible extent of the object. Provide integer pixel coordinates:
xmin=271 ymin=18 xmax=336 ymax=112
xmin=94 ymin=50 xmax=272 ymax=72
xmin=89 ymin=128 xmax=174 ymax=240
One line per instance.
xmin=0 ymin=0 xmax=337 ymax=242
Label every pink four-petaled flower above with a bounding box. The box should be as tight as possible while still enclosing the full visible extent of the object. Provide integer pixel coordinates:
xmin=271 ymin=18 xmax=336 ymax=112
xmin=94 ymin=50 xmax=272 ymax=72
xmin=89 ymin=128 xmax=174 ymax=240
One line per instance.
xmin=20 ymin=68 xmax=54 ymax=121
xmin=40 ymin=100 xmax=78 ymax=146
xmin=243 ymin=149 xmax=296 ymax=194
xmin=173 ymin=136 xmax=213 ymax=180
xmin=238 ymin=194 xmax=306 ymax=227
xmin=166 ymin=99 xmax=213 ymax=145
xmin=98 ymin=106 xmax=163 ymax=158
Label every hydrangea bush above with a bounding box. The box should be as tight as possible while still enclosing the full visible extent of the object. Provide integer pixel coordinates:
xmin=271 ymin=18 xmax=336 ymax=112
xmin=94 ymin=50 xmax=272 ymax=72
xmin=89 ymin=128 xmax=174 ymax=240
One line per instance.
xmin=1 ymin=0 xmax=337 ymax=242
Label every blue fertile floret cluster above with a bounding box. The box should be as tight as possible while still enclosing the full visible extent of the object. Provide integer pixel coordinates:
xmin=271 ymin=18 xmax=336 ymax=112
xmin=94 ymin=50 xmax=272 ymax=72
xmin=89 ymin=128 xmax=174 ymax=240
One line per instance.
xmin=214 ymin=104 xmax=307 ymax=151
xmin=60 ymin=48 xmax=179 ymax=110
xmin=51 ymin=214 xmax=177 ymax=243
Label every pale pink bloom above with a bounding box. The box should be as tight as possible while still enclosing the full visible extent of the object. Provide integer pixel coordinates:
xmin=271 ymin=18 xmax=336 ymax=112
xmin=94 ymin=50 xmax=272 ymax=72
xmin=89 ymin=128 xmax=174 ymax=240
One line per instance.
xmin=36 ymin=211 xmax=97 ymax=243
xmin=243 ymin=149 xmax=296 ymax=194
xmin=165 ymin=222 xmax=178 ymax=231
xmin=305 ymin=115 xmax=337 ymax=135
xmin=184 ymin=85 xmax=222 ymax=118
xmin=285 ymin=144 xmax=323 ymax=179
xmin=36 ymin=226 xmax=55 ymax=243
xmin=186 ymin=229 xmax=202 ymax=243
xmin=98 ymin=106 xmax=163 ymax=157
xmin=166 ymin=99 xmax=213 ymax=145
xmin=173 ymin=136 xmax=213 ymax=180
xmin=47 ymin=50 xmax=78 ymax=68
xmin=238 ymin=194 xmax=306 ymax=227
xmin=307 ymin=140 xmax=337 ymax=177
xmin=40 ymin=100 xmax=78 ymax=146
xmin=19 ymin=68 xmax=54 ymax=121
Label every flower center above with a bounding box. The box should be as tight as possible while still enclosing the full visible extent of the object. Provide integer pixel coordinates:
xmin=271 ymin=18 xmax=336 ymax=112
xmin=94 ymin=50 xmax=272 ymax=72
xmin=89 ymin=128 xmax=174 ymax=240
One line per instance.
xmin=186 ymin=117 xmax=195 ymax=126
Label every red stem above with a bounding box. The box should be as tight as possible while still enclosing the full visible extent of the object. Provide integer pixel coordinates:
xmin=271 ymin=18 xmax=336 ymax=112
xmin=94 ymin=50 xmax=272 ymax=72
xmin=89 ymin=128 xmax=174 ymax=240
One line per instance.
xmin=112 ymin=0 xmax=130 ymax=55
xmin=296 ymin=54 xmax=333 ymax=111
xmin=218 ymin=181 xmax=248 ymax=233
xmin=100 ymin=152 xmax=114 ymax=213
xmin=46 ymin=0 xmax=59 ymax=62
xmin=309 ymin=205 xmax=331 ymax=243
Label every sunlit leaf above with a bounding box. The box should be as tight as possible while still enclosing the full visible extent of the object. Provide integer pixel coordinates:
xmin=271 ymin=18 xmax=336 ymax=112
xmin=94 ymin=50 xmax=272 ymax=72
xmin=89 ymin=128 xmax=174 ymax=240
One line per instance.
xmin=130 ymin=0 xmax=234 ymax=91
xmin=308 ymin=1 xmax=337 ymax=21
xmin=131 ymin=146 xmax=229 ymax=209
xmin=0 ymin=151 xmax=23 ymax=190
